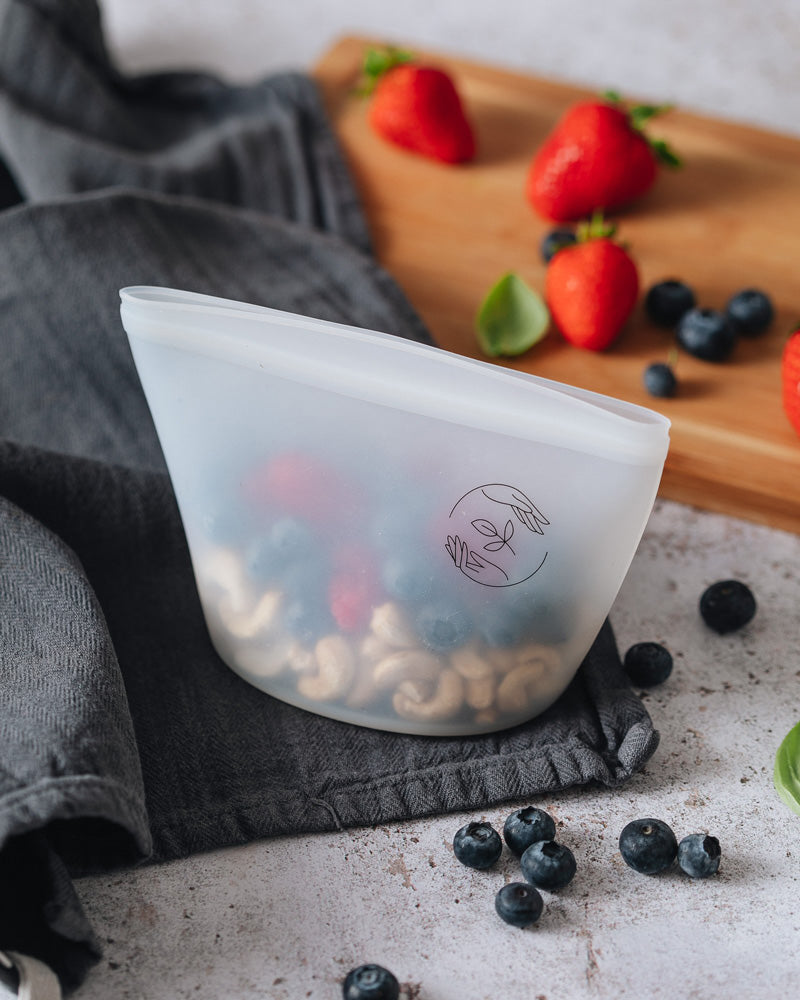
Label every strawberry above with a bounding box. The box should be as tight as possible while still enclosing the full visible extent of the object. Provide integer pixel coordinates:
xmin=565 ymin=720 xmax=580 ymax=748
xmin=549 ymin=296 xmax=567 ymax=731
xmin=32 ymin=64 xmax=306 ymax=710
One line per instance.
xmin=526 ymin=92 xmax=680 ymax=222
xmin=361 ymin=46 xmax=476 ymax=164
xmin=782 ymin=327 xmax=800 ymax=438
xmin=544 ymin=213 xmax=639 ymax=351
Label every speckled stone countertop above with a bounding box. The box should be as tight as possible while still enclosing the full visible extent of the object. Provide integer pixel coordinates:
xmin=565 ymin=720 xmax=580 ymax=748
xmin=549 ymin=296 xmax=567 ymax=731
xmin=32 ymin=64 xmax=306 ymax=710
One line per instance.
xmin=62 ymin=500 xmax=800 ymax=998
xmin=7 ymin=3 xmax=800 ymax=997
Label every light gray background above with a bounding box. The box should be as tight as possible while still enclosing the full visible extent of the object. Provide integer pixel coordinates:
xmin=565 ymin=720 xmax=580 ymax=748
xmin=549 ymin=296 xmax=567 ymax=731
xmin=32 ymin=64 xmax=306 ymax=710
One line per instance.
xmin=102 ymin=0 xmax=800 ymax=136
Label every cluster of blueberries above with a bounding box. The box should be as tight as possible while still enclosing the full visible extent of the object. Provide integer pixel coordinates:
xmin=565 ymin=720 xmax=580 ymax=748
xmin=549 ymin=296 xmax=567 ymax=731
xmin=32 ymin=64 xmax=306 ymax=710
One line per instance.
xmin=452 ymin=802 xmax=722 ymax=934
xmin=339 ymin=578 xmax=754 ymax=996
xmin=642 ymin=280 xmax=774 ymax=397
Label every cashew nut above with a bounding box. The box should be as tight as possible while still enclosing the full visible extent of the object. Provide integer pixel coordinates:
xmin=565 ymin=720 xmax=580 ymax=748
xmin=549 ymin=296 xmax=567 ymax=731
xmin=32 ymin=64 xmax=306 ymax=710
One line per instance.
xmin=465 ymin=674 xmax=496 ymax=711
xmin=373 ymin=648 xmax=443 ymax=690
xmin=233 ymin=634 xmax=294 ymax=679
xmin=473 ymin=707 xmax=499 ymax=727
xmin=286 ymin=640 xmax=317 ymax=676
xmin=345 ymin=635 xmax=393 ymax=709
xmin=516 ymin=642 xmax=561 ymax=674
xmin=496 ymin=656 xmax=550 ymax=714
xmin=450 ymin=642 xmax=494 ymax=680
xmin=201 ymin=546 xmax=253 ymax=615
xmin=297 ymin=634 xmax=355 ymax=701
xmin=219 ymin=588 xmax=283 ymax=639
xmin=395 ymin=677 xmax=436 ymax=704
xmin=392 ymin=667 xmax=464 ymax=722
xmin=370 ymin=601 xmax=418 ymax=648
xmin=484 ymin=645 xmax=519 ymax=675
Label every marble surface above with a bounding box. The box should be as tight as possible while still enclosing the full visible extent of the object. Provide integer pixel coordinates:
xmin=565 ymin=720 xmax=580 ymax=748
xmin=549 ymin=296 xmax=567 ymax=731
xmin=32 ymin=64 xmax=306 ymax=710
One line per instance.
xmin=7 ymin=3 xmax=800 ymax=997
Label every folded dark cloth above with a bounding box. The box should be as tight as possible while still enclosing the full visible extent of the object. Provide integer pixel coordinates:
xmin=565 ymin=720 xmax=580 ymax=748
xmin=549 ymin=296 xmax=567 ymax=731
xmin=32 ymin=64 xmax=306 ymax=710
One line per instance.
xmin=0 ymin=1 xmax=659 ymax=992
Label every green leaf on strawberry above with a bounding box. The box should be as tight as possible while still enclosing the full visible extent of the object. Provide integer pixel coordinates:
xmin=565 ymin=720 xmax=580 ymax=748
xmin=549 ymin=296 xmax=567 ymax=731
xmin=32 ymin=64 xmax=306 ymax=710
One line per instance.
xmin=601 ymin=90 xmax=682 ymax=168
xmin=357 ymin=45 xmax=415 ymax=96
xmin=476 ymin=272 xmax=550 ymax=357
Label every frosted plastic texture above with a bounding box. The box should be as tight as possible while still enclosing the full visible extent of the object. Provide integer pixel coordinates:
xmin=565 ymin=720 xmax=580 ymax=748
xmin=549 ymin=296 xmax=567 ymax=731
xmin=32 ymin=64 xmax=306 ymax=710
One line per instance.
xmin=120 ymin=287 xmax=670 ymax=735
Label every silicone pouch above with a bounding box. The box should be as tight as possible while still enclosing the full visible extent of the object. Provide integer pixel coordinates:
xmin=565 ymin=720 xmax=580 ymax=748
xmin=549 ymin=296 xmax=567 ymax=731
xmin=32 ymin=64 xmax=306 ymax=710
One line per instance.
xmin=120 ymin=286 xmax=670 ymax=735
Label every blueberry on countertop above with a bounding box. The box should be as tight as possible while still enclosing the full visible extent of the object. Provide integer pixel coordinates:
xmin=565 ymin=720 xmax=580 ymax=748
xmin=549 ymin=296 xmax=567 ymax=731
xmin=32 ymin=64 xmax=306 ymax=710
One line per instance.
xmin=643 ymin=361 xmax=678 ymax=398
xmin=645 ymin=279 xmax=696 ymax=327
xmin=623 ymin=642 xmax=673 ymax=687
xmin=453 ymin=821 xmax=503 ymax=869
xmin=342 ymin=963 xmax=400 ymax=1000
xmin=618 ymin=818 xmax=678 ymax=874
xmin=503 ymin=807 xmax=557 ymax=857
xmin=725 ymin=288 xmax=774 ymax=337
xmin=699 ymin=579 xmax=756 ymax=633
xmin=495 ymin=882 xmax=544 ymax=928
xmin=676 ymin=307 xmax=737 ymax=362
xmin=678 ymin=833 xmax=721 ymax=878
xmin=520 ymin=840 xmax=576 ymax=890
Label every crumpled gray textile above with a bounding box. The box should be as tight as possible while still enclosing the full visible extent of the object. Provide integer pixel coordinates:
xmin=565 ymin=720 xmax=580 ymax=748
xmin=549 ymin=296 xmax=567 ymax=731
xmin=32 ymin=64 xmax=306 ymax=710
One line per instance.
xmin=0 ymin=0 xmax=659 ymax=992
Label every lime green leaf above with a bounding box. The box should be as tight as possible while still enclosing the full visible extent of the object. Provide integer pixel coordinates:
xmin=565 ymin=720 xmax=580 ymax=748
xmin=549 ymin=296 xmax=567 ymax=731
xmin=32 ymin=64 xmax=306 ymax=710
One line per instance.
xmin=357 ymin=46 xmax=414 ymax=95
xmin=476 ymin=272 xmax=550 ymax=358
xmin=774 ymin=720 xmax=800 ymax=816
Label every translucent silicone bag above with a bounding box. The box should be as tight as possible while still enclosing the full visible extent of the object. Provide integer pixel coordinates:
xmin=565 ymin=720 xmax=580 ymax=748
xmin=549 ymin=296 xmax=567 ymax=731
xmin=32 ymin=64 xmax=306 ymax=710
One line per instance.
xmin=120 ymin=286 xmax=670 ymax=735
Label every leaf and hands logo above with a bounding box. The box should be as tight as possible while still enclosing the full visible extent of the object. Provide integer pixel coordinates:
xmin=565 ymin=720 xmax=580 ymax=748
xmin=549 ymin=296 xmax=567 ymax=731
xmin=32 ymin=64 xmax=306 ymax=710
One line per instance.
xmin=445 ymin=484 xmax=549 ymax=588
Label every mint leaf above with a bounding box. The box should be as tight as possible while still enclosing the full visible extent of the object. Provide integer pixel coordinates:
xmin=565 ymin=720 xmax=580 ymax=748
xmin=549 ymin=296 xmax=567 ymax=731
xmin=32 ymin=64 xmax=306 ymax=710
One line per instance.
xmin=774 ymin=720 xmax=800 ymax=816
xmin=476 ymin=272 xmax=550 ymax=358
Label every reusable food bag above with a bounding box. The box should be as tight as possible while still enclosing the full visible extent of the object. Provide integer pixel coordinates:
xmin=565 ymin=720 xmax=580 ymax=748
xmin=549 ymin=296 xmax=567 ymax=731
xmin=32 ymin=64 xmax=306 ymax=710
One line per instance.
xmin=121 ymin=286 xmax=670 ymax=735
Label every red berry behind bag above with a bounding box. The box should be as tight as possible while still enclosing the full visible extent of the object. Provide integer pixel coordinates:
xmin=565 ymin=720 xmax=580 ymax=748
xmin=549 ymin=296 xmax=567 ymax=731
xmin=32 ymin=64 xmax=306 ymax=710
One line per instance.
xmin=782 ymin=327 xmax=800 ymax=438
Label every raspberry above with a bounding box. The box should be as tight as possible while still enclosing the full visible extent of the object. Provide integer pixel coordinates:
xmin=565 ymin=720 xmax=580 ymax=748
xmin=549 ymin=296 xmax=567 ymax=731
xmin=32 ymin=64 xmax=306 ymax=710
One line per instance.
xmin=328 ymin=544 xmax=382 ymax=633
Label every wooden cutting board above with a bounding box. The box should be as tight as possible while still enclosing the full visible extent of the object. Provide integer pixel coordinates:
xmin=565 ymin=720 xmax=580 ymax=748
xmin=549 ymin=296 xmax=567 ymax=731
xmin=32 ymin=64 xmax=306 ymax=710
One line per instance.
xmin=313 ymin=37 xmax=800 ymax=534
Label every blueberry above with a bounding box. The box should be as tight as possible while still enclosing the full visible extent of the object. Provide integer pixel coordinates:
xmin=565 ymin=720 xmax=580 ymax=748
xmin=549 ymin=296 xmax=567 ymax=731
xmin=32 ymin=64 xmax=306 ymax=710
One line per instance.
xmin=678 ymin=833 xmax=721 ymax=878
xmin=725 ymin=288 xmax=774 ymax=337
xmin=643 ymin=361 xmax=678 ymax=398
xmin=520 ymin=840 xmax=576 ymax=890
xmin=618 ymin=818 xmax=677 ymax=874
xmin=453 ymin=821 xmax=503 ymax=869
xmin=381 ymin=554 xmax=435 ymax=604
xmin=246 ymin=517 xmax=314 ymax=582
xmin=503 ymin=807 xmax=556 ymax=857
xmin=342 ymin=963 xmax=400 ymax=1000
xmin=645 ymin=279 xmax=696 ymax=327
xmin=475 ymin=599 xmax=528 ymax=648
xmin=415 ymin=602 xmax=473 ymax=652
xmin=540 ymin=227 xmax=577 ymax=263
xmin=699 ymin=579 xmax=756 ymax=634
xmin=283 ymin=594 xmax=333 ymax=644
xmin=676 ymin=307 xmax=737 ymax=362
xmin=623 ymin=641 xmax=673 ymax=687
xmin=494 ymin=882 xmax=544 ymax=928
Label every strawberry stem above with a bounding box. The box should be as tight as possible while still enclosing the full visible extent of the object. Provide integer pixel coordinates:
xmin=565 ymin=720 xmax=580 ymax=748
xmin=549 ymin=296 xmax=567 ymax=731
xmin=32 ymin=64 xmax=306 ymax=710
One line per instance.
xmin=576 ymin=209 xmax=616 ymax=242
xmin=356 ymin=45 xmax=415 ymax=96
xmin=600 ymin=90 xmax=682 ymax=168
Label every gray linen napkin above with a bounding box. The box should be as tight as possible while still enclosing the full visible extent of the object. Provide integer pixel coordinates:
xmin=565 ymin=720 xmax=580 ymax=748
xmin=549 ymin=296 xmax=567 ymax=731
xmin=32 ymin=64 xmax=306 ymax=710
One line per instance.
xmin=0 ymin=0 xmax=659 ymax=992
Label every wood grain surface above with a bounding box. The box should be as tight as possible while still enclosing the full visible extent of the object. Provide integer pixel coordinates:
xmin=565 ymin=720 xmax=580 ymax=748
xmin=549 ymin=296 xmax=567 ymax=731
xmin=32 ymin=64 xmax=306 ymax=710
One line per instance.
xmin=313 ymin=37 xmax=800 ymax=534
